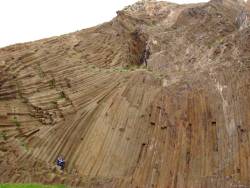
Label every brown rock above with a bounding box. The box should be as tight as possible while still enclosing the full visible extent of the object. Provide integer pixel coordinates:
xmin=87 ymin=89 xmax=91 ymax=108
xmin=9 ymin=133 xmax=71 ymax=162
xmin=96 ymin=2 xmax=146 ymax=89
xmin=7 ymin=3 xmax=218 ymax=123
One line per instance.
xmin=0 ymin=0 xmax=250 ymax=187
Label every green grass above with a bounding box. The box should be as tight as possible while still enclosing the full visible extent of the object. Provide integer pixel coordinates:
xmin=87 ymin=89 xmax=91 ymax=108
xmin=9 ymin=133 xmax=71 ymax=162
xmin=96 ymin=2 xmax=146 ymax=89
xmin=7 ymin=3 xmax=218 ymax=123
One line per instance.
xmin=0 ymin=184 xmax=66 ymax=188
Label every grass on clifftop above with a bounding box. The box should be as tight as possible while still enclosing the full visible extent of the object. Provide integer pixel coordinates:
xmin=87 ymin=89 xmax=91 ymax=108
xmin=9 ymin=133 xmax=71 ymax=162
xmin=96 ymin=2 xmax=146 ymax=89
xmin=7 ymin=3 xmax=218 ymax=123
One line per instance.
xmin=0 ymin=184 xmax=66 ymax=188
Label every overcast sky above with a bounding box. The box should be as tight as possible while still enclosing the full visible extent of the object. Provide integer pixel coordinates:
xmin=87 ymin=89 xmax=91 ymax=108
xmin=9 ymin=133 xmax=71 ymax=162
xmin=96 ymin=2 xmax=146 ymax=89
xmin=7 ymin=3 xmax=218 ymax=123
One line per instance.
xmin=0 ymin=0 xmax=209 ymax=47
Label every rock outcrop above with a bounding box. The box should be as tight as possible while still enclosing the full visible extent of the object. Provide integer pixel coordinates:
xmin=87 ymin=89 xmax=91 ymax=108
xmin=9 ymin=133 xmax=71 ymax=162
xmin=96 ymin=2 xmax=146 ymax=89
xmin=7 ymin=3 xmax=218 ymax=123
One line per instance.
xmin=0 ymin=0 xmax=250 ymax=187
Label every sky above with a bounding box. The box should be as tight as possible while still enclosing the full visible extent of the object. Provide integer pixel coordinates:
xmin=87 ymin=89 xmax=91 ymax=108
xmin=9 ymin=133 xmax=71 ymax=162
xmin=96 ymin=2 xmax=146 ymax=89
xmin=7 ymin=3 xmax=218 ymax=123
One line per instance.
xmin=0 ymin=0 xmax=209 ymax=47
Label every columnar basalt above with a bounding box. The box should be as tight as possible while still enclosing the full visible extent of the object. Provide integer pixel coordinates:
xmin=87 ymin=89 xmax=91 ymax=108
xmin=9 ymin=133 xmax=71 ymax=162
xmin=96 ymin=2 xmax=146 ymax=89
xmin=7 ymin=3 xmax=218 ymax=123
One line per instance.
xmin=0 ymin=0 xmax=250 ymax=187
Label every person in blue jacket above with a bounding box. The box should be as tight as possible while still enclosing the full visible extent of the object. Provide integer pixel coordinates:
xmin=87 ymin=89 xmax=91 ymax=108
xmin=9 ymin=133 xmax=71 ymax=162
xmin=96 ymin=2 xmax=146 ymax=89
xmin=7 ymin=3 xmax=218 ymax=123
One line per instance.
xmin=56 ymin=156 xmax=65 ymax=170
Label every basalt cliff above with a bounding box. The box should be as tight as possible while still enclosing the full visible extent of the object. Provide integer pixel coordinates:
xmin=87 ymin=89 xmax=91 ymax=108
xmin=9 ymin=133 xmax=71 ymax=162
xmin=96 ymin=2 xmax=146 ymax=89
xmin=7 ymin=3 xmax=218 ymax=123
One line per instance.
xmin=0 ymin=0 xmax=250 ymax=187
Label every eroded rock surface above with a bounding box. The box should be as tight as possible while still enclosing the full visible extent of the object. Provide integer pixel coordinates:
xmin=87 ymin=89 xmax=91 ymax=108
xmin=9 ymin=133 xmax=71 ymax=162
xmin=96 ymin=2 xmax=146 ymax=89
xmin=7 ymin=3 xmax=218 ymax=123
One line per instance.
xmin=0 ymin=0 xmax=250 ymax=187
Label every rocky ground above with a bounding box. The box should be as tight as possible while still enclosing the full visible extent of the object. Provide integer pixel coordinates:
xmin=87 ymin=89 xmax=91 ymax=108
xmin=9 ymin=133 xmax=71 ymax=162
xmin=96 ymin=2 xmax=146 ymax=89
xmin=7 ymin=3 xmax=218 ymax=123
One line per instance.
xmin=0 ymin=0 xmax=250 ymax=187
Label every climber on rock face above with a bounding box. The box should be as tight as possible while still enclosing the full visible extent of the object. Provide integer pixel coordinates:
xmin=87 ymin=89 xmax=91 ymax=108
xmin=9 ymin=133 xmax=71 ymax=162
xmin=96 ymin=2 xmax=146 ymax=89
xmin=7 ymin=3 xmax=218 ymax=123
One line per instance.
xmin=56 ymin=156 xmax=65 ymax=170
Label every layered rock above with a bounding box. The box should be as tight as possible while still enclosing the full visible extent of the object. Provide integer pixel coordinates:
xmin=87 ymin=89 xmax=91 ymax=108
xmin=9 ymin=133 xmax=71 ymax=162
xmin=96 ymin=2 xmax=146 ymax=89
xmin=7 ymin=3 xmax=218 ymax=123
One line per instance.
xmin=0 ymin=0 xmax=250 ymax=187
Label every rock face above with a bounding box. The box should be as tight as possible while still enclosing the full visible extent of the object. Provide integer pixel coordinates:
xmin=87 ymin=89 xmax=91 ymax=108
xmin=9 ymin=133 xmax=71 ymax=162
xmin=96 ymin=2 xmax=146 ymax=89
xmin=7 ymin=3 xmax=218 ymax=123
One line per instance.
xmin=0 ymin=0 xmax=250 ymax=187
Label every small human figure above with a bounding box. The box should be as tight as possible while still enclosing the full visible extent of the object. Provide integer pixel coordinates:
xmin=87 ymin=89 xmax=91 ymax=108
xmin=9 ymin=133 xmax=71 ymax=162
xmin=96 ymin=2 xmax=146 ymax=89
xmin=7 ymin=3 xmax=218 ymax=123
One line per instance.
xmin=56 ymin=156 xmax=65 ymax=170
